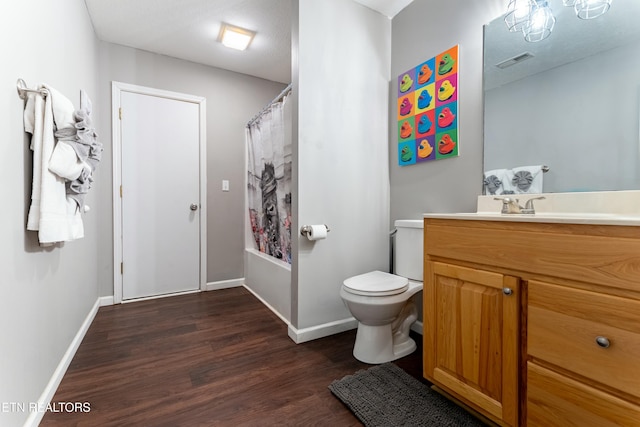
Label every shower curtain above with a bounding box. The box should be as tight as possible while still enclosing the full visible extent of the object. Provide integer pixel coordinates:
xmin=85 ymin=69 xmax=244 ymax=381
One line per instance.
xmin=246 ymin=91 xmax=292 ymax=263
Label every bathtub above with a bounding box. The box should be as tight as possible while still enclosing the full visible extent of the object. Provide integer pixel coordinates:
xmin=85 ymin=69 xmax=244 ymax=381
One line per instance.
xmin=244 ymin=248 xmax=291 ymax=323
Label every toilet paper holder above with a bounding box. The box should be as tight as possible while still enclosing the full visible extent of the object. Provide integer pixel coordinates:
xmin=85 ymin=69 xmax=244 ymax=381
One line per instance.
xmin=300 ymin=224 xmax=330 ymax=236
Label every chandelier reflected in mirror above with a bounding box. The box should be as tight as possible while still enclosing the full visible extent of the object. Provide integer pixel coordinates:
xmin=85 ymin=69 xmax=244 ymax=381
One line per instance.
xmin=505 ymin=0 xmax=613 ymax=42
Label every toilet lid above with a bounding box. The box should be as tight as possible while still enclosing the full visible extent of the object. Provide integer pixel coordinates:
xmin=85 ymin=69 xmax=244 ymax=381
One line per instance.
xmin=343 ymin=271 xmax=409 ymax=296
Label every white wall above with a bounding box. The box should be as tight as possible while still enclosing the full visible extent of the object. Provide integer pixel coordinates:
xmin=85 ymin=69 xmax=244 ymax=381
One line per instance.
xmin=485 ymin=40 xmax=640 ymax=193
xmin=0 ymin=1 xmax=101 ymax=426
xmin=290 ymin=0 xmax=391 ymax=339
xmin=390 ymin=0 xmax=505 ymax=218
xmin=97 ymin=43 xmax=287 ymax=296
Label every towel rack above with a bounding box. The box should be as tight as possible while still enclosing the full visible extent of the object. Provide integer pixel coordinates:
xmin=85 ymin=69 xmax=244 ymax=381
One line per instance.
xmin=16 ymin=78 xmax=48 ymax=100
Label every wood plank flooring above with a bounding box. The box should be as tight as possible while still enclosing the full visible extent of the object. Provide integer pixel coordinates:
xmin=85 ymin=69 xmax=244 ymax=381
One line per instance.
xmin=40 ymin=287 xmax=425 ymax=426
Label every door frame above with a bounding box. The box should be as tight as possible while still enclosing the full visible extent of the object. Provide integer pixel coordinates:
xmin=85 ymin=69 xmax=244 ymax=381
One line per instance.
xmin=111 ymin=81 xmax=207 ymax=303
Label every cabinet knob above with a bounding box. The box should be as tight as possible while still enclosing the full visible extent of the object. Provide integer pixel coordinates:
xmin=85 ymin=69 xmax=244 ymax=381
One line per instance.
xmin=502 ymin=287 xmax=513 ymax=296
xmin=190 ymin=203 xmax=198 ymax=211
xmin=595 ymin=336 xmax=611 ymax=348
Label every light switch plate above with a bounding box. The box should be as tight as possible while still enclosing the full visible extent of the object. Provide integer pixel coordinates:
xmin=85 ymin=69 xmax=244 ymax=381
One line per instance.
xmin=222 ymin=180 xmax=230 ymax=192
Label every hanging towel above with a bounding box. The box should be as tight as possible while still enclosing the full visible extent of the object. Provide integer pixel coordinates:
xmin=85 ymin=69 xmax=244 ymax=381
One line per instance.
xmin=24 ymin=84 xmax=84 ymax=245
xmin=483 ymin=169 xmax=509 ymax=195
xmin=508 ymin=165 xmax=544 ymax=194
xmin=49 ymin=90 xmax=102 ymax=211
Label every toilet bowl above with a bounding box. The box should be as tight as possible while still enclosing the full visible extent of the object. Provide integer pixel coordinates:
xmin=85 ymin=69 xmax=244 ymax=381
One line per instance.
xmin=341 ymin=219 xmax=424 ymax=364
xmin=341 ymin=271 xmax=422 ymax=364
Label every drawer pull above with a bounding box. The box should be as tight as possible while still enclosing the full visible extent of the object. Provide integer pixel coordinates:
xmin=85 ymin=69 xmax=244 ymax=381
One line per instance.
xmin=503 ymin=287 xmax=513 ymax=296
xmin=595 ymin=336 xmax=611 ymax=348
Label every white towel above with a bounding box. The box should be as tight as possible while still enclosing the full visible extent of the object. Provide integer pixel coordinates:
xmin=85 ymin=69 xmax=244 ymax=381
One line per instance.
xmin=483 ymin=168 xmax=508 ymax=195
xmin=24 ymin=84 xmax=84 ymax=245
xmin=508 ymin=165 xmax=544 ymax=194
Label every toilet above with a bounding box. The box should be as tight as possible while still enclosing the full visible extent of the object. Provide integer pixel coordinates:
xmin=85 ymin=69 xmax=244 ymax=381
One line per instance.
xmin=341 ymin=219 xmax=423 ymax=364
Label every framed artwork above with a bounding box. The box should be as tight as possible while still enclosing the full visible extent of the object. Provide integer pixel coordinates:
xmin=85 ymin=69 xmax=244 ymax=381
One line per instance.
xmin=397 ymin=45 xmax=459 ymax=166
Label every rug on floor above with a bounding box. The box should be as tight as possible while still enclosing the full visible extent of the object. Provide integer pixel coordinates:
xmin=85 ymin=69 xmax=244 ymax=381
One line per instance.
xmin=329 ymin=362 xmax=487 ymax=427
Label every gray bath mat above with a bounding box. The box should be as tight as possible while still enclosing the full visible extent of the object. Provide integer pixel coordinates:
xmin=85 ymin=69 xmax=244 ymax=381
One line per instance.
xmin=329 ymin=363 xmax=486 ymax=427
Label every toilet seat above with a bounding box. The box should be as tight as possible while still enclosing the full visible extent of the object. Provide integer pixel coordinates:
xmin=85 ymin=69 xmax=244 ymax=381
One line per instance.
xmin=343 ymin=270 xmax=409 ymax=296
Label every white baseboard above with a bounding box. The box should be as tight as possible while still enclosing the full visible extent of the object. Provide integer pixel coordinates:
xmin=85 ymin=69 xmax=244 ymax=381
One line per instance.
xmin=288 ymin=318 xmax=422 ymax=345
xmin=242 ymin=285 xmax=290 ymax=326
xmin=205 ymin=277 xmax=244 ymax=291
xmin=23 ymin=297 xmax=101 ymax=427
xmin=288 ymin=318 xmax=358 ymax=344
xmin=99 ymin=296 xmax=114 ymax=306
xmin=94 ymin=279 xmax=249 ymax=306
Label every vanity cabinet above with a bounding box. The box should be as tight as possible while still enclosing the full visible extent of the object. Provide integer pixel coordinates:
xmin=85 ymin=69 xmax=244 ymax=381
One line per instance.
xmin=423 ymin=217 xmax=640 ymax=427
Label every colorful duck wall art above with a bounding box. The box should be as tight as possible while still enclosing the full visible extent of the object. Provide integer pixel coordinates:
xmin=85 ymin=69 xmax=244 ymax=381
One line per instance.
xmin=396 ymin=45 xmax=459 ymax=166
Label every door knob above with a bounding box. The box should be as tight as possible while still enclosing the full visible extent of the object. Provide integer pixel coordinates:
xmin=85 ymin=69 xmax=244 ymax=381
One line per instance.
xmin=190 ymin=203 xmax=198 ymax=211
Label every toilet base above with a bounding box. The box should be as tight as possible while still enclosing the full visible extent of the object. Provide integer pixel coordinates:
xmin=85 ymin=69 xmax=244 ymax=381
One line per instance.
xmin=352 ymin=323 xmax=417 ymax=364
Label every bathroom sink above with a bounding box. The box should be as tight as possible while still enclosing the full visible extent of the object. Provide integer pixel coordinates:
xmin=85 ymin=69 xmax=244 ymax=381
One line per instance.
xmin=423 ymin=191 xmax=640 ymax=226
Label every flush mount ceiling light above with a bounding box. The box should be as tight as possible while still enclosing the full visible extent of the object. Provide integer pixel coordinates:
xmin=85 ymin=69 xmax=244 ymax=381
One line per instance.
xmin=219 ymin=23 xmax=255 ymax=51
xmin=505 ymin=0 xmax=612 ymax=43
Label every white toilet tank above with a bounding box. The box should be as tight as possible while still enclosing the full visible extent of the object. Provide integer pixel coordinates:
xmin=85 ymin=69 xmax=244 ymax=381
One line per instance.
xmin=393 ymin=219 xmax=424 ymax=281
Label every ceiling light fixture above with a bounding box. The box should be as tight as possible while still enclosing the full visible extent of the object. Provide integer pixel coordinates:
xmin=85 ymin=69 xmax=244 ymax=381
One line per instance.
xmin=504 ymin=0 xmax=534 ymax=32
xmin=505 ymin=0 xmax=613 ymax=43
xmin=523 ymin=1 xmax=555 ymax=42
xmin=574 ymin=0 xmax=612 ymax=20
xmin=219 ymin=23 xmax=255 ymax=51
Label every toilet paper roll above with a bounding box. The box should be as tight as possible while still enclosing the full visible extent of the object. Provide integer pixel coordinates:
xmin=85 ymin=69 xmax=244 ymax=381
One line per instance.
xmin=306 ymin=224 xmax=328 ymax=241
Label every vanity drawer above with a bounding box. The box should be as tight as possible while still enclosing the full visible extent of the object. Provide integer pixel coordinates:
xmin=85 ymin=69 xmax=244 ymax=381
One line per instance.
xmin=527 ymin=362 xmax=640 ymax=427
xmin=528 ymin=280 xmax=640 ymax=399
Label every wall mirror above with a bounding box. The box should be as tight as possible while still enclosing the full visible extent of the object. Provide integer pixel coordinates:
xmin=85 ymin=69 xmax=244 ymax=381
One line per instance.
xmin=483 ymin=0 xmax=640 ymax=193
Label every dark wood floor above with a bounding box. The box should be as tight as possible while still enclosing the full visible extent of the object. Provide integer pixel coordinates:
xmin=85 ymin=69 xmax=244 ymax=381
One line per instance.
xmin=41 ymin=287 xmax=426 ymax=426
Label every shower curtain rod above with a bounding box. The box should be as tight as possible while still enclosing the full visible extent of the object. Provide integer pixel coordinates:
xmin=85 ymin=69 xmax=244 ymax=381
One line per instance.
xmin=246 ymin=83 xmax=292 ymax=128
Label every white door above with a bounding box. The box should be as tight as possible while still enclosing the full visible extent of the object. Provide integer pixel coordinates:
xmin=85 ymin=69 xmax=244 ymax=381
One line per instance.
xmin=117 ymin=87 xmax=204 ymax=300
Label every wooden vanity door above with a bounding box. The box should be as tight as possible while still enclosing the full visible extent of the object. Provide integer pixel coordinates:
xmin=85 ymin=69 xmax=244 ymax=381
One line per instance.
xmin=424 ymin=261 xmax=520 ymax=426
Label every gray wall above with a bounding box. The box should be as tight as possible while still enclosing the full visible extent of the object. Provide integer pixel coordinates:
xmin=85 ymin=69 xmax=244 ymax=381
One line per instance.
xmin=97 ymin=43 xmax=287 ymax=296
xmin=390 ymin=0 xmax=505 ymax=218
xmin=0 ymin=1 xmax=101 ymax=426
xmin=291 ymin=0 xmax=391 ymax=334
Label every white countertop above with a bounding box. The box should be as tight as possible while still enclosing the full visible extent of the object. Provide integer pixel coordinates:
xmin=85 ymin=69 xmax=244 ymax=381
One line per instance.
xmin=423 ymin=212 xmax=640 ymax=226
xmin=423 ymin=190 xmax=640 ymax=226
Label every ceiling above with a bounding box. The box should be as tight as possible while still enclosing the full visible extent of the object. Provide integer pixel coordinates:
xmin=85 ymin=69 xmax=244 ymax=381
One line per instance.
xmin=84 ymin=0 xmax=414 ymax=85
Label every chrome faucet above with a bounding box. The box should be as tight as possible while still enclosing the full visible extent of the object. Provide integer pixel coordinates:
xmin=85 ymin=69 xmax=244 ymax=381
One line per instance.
xmin=521 ymin=196 xmax=546 ymax=214
xmin=494 ymin=196 xmax=546 ymax=214
xmin=494 ymin=197 xmax=522 ymax=214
